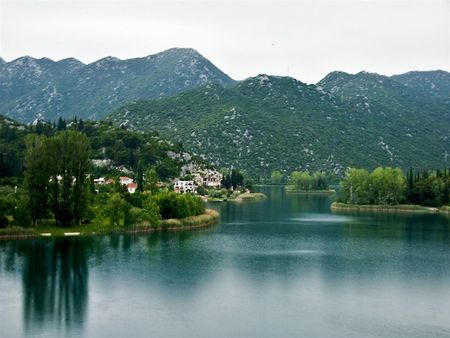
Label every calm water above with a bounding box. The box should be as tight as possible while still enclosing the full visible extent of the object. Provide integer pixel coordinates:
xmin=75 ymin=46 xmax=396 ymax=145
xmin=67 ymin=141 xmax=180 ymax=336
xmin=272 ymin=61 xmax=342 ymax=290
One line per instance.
xmin=1 ymin=187 xmax=450 ymax=338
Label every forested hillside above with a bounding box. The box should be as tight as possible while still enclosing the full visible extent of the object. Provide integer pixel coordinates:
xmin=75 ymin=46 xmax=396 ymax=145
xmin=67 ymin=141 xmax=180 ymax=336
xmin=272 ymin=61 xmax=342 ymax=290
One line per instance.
xmin=0 ymin=114 xmax=200 ymax=181
xmin=110 ymin=71 xmax=450 ymax=177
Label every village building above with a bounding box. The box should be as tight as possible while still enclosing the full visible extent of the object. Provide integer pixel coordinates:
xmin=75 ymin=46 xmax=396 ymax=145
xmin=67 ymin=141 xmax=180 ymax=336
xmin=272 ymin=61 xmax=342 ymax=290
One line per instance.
xmin=173 ymin=180 xmax=196 ymax=193
xmin=203 ymin=171 xmax=223 ymax=187
xmin=93 ymin=177 xmax=106 ymax=185
xmin=127 ymin=183 xmax=138 ymax=194
xmin=120 ymin=176 xmax=133 ymax=186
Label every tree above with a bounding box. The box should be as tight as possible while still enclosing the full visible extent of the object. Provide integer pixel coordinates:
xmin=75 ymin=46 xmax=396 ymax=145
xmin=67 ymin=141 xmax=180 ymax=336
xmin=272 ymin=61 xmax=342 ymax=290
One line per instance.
xmin=142 ymin=195 xmax=161 ymax=225
xmin=105 ymin=193 xmax=126 ymax=227
xmin=339 ymin=167 xmax=406 ymax=205
xmin=339 ymin=168 xmax=372 ymax=204
xmin=136 ymin=161 xmax=144 ymax=192
xmin=144 ymin=168 xmax=158 ymax=192
xmin=271 ymin=170 xmax=283 ymax=184
xmin=57 ymin=117 xmax=66 ymax=131
xmin=24 ymin=134 xmax=50 ymax=226
xmin=47 ymin=131 xmax=91 ymax=225
xmin=290 ymin=171 xmax=314 ymax=191
xmin=313 ymin=172 xmax=328 ymax=190
xmin=370 ymin=167 xmax=405 ymax=205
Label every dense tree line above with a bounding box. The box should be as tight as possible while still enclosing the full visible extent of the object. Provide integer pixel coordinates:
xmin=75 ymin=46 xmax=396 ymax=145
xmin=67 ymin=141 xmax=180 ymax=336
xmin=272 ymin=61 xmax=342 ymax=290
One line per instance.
xmin=24 ymin=131 xmax=91 ymax=226
xmin=406 ymin=168 xmax=450 ymax=207
xmin=339 ymin=167 xmax=450 ymax=207
xmin=289 ymin=171 xmax=328 ymax=191
xmin=221 ymin=169 xmax=245 ymax=190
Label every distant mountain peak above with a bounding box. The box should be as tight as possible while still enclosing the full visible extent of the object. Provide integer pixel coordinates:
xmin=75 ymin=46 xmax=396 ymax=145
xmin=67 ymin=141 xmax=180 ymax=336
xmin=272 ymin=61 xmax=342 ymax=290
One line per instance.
xmin=10 ymin=55 xmax=36 ymax=64
xmin=0 ymin=48 xmax=236 ymax=123
xmin=56 ymin=57 xmax=85 ymax=67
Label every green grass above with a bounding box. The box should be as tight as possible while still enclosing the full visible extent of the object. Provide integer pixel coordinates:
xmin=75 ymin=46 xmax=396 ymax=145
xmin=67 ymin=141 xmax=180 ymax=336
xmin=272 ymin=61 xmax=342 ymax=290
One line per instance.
xmin=285 ymin=186 xmax=336 ymax=194
xmin=160 ymin=209 xmax=219 ymax=228
xmin=231 ymin=192 xmax=267 ymax=202
xmin=331 ymin=202 xmax=440 ymax=213
xmin=0 ymin=209 xmax=220 ymax=239
xmin=0 ymin=226 xmax=36 ymax=238
xmin=440 ymin=206 xmax=450 ymax=213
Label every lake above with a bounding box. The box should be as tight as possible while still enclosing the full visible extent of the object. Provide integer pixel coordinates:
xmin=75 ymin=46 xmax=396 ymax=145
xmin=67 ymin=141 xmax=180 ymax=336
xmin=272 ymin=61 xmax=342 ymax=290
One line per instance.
xmin=1 ymin=186 xmax=450 ymax=338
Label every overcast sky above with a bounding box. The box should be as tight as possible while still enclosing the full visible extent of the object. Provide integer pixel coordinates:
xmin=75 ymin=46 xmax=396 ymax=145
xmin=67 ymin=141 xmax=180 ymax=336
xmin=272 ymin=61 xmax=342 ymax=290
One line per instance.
xmin=0 ymin=0 xmax=449 ymax=83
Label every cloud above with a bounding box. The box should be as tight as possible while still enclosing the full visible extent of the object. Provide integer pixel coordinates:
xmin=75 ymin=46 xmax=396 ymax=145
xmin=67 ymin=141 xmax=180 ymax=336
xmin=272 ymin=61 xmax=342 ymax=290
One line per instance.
xmin=1 ymin=0 xmax=449 ymax=83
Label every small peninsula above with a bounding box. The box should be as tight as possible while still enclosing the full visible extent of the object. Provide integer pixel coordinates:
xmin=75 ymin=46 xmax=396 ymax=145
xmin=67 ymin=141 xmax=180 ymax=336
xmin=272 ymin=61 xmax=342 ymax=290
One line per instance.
xmin=332 ymin=167 xmax=450 ymax=214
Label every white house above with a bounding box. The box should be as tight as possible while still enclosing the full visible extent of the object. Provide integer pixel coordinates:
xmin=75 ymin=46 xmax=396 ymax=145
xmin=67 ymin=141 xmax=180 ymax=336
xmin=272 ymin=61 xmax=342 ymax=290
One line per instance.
xmin=94 ymin=177 xmax=106 ymax=185
xmin=174 ymin=180 xmax=196 ymax=193
xmin=203 ymin=171 xmax=223 ymax=187
xmin=127 ymin=183 xmax=138 ymax=194
xmin=120 ymin=176 xmax=133 ymax=186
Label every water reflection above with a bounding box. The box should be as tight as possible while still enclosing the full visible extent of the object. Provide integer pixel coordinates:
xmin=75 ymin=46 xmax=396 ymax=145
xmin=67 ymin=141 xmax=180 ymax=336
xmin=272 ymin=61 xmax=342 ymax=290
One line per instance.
xmin=1 ymin=187 xmax=450 ymax=338
xmin=11 ymin=238 xmax=89 ymax=336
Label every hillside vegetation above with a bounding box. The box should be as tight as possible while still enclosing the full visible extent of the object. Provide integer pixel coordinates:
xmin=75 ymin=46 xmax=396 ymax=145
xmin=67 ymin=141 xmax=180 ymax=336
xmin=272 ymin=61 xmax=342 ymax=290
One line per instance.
xmin=110 ymin=71 xmax=450 ymax=177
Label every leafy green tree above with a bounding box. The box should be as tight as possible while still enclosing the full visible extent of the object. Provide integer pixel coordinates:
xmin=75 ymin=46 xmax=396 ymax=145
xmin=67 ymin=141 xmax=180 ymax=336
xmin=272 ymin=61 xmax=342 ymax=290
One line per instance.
xmin=313 ymin=172 xmax=328 ymax=190
xmin=24 ymin=134 xmax=50 ymax=226
xmin=47 ymin=131 xmax=91 ymax=225
xmin=290 ymin=171 xmax=314 ymax=191
xmin=370 ymin=167 xmax=406 ymax=205
xmin=144 ymin=168 xmax=158 ymax=192
xmin=0 ymin=187 xmax=15 ymax=228
xmin=142 ymin=195 xmax=161 ymax=225
xmin=339 ymin=168 xmax=372 ymax=204
xmin=105 ymin=193 xmax=126 ymax=227
xmin=339 ymin=167 xmax=406 ymax=205
xmin=271 ymin=170 xmax=283 ymax=184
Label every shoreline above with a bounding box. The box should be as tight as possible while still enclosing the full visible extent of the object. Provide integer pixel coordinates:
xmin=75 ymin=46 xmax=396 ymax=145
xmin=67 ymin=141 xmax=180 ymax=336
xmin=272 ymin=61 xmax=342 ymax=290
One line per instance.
xmin=231 ymin=192 xmax=267 ymax=202
xmin=0 ymin=209 xmax=220 ymax=241
xmin=285 ymin=188 xmax=336 ymax=195
xmin=205 ymin=192 xmax=267 ymax=203
xmin=331 ymin=202 xmax=441 ymax=213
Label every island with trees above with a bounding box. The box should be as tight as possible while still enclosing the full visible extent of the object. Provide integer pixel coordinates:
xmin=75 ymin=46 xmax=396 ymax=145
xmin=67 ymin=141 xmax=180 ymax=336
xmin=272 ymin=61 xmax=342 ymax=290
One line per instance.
xmin=333 ymin=167 xmax=450 ymax=213
xmin=285 ymin=171 xmax=336 ymax=194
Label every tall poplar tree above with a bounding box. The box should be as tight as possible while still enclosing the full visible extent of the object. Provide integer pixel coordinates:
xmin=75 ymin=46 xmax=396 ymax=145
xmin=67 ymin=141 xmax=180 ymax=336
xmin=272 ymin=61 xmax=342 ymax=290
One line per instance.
xmin=24 ymin=134 xmax=50 ymax=226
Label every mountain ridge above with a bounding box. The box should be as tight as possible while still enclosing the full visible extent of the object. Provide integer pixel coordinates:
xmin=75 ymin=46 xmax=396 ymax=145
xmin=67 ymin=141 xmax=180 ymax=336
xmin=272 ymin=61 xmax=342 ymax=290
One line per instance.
xmin=110 ymin=70 xmax=450 ymax=176
xmin=0 ymin=48 xmax=236 ymax=123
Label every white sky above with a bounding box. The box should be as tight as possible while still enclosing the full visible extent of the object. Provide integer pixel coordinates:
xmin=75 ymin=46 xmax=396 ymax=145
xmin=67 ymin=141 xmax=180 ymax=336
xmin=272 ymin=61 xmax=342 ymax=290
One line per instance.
xmin=0 ymin=0 xmax=449 ymax=84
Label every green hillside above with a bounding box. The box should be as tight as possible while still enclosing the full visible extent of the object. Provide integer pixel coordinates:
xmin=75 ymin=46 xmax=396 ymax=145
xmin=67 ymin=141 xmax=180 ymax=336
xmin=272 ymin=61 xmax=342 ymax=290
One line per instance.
xmin=110 ymin=72 xmax=450 ymax=178
xmin=0 ymin=115 xmax=202 ymax=181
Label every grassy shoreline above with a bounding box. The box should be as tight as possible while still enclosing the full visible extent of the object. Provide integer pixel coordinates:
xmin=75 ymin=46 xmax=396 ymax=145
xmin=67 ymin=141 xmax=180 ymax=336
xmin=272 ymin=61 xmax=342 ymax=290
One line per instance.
xmin=285 ymin=187 xmax=336 ymax=194
xmin=230 ymin=192 xmax=267 ymax=202
xmin=205 ymin=192 xmax=267 ymax=203
xmin=0 ymin=209 xmax=220 ymax=240
xmin=331 ymin=202 xmax=440 ymax=213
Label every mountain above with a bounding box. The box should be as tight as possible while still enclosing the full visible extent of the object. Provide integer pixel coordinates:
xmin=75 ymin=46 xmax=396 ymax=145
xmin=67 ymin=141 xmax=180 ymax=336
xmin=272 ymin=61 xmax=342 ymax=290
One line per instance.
xmin=109 ymin=71 xmax=450 ymax=177
xmin=391 ymin=70 xmax=450 ymax=99
xmin=0 ymin=48 xmax=235 ymax=123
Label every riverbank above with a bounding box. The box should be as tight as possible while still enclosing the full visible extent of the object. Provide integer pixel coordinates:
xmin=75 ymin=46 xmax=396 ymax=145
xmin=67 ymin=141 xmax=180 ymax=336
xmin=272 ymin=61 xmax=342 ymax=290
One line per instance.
xmin=285 ymin=187 xmax=336 ymax=194
xmin=231 ymin=192 xmax=267 ymax=202
xmin=0 ymin=209 xmax=220 ymax=240
xmin=204 ymin=192 xmax=267 ymax=203
xmin=440 ymin=206 xmax=450 ymax=213
xmin=331 ymin=202 xmax=440 ymax=213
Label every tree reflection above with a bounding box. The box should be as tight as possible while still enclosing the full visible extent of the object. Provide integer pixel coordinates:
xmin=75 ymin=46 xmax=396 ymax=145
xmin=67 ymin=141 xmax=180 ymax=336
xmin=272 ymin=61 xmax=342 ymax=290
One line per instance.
xmin=19 ymin=238 xmax=90 ymax=335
